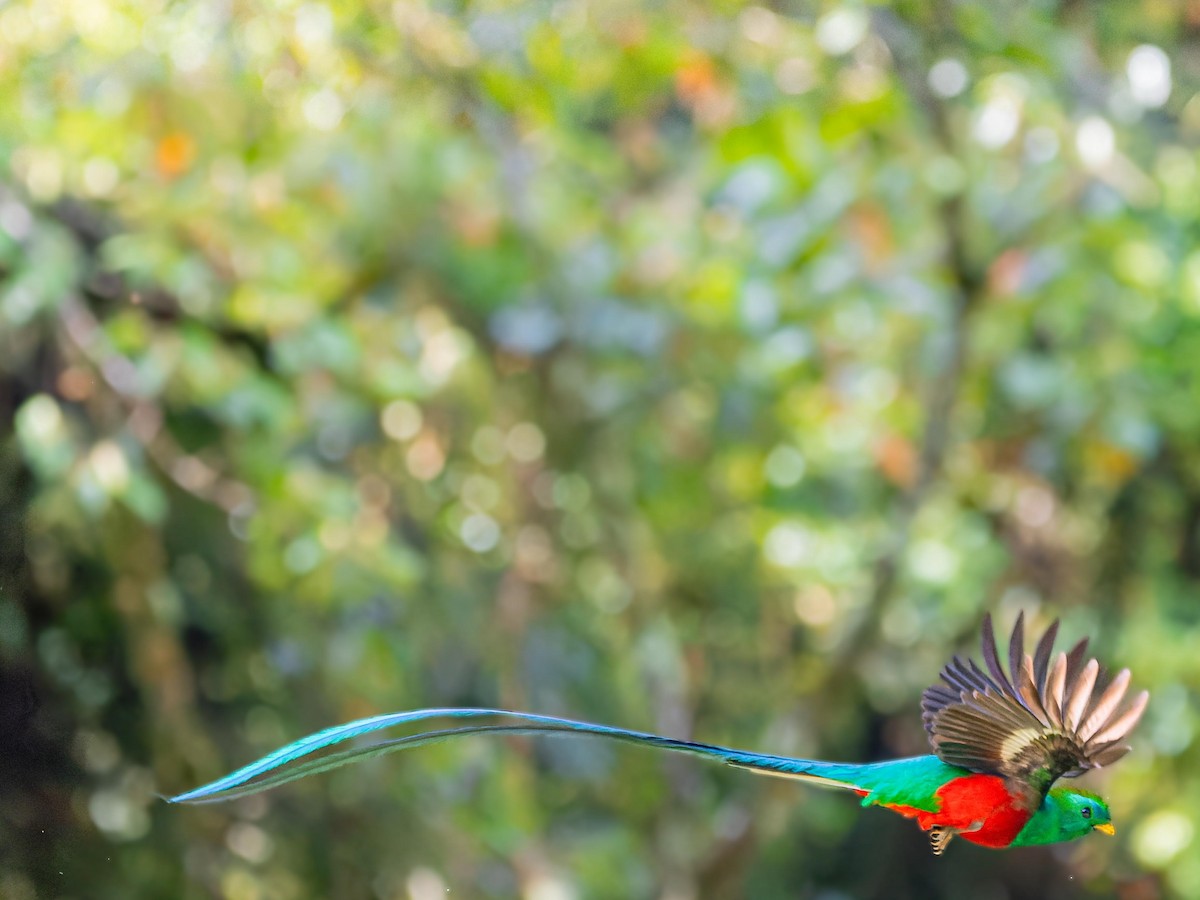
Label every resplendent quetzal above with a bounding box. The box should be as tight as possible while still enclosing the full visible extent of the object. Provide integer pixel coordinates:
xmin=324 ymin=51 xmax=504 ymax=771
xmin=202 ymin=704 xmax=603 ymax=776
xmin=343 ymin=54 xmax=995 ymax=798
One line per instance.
xmin=171 ymin=613 xmax=1148 ymax=853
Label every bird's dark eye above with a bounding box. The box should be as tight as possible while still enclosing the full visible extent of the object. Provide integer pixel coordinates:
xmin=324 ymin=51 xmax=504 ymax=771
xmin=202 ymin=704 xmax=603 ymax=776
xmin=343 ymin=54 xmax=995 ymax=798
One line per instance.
xmin=1082 ymin=807 xmax=1092 ymax=819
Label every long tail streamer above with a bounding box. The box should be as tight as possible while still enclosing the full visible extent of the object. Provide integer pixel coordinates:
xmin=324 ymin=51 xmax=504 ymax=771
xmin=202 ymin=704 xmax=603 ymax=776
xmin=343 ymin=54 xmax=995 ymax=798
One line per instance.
xmin=169 ymin=707 xmax=836 ymax=804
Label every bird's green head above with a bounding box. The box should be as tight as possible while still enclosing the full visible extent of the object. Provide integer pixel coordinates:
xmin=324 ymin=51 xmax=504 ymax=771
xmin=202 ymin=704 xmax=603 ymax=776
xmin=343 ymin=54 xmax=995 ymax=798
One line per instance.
xmin=1010 ymin=788 xmax=1114 ymax=847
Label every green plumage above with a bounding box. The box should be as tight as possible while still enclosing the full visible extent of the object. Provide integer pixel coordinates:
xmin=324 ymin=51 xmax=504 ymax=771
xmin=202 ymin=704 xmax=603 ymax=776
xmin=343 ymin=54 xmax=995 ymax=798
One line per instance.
xmin=1010 ymin=790 xmax=1113 ymax=847
xmin=842 ymin=757 xmax=965 ymax=811
xmin=169 ymin=614 xmax=1144 ymax=854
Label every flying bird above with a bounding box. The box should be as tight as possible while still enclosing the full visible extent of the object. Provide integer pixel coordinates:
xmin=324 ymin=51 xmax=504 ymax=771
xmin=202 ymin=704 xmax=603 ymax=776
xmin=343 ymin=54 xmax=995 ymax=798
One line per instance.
xmin=171 ymin=613 xmax=1148 ymax=853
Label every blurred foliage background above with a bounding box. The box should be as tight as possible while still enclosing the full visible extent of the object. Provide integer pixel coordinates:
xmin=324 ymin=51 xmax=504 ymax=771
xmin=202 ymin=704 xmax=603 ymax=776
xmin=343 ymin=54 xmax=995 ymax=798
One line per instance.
xmin=1 ymin=0 xmax=1199 ymax=897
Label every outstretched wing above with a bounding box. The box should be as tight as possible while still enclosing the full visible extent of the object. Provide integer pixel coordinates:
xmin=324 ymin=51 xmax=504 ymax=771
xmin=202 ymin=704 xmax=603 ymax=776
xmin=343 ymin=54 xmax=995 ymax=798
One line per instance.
xmin=921 ymin=613 xmax=1148 ymax=795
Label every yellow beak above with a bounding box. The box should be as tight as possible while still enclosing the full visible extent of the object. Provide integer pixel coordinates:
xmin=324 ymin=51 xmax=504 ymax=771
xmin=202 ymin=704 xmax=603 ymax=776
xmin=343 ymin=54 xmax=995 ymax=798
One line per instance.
xmin=1095 ymin=823 xmax=1116 ymax=836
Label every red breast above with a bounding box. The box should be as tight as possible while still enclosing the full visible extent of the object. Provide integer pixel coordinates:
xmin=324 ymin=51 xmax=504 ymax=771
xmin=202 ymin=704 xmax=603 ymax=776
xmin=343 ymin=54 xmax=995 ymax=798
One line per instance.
xmin=875 ymin=774 xmax=1036 ymax=849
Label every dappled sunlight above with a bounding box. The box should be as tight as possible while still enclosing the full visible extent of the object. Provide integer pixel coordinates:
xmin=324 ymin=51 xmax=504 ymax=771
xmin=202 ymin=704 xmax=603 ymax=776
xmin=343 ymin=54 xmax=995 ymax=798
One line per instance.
xmin=2 ymin=1 xmax=1198 ymax=898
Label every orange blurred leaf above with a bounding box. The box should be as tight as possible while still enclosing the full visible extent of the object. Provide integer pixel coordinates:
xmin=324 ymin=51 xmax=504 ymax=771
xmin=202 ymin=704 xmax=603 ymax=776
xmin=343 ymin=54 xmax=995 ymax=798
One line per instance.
xmin=874 ymin=433 xmax=917 ymax=488
xmin=156 ymin=132 xmax=196 ymax=178
xmin=987 ymin=248 xmax=1028 ymax=298
xmin=1085 ymin=440 xmax=1139 ymax=483
xmin=848 ymin=204 xmax=894 ymax=271
xmin=675 ymin=53 xmax=719 ymax=105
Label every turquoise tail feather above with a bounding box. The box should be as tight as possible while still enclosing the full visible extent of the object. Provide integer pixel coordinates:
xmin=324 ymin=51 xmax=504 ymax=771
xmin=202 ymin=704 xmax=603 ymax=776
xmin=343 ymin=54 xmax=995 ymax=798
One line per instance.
xmin=168 ymin=707 xmax=951 ymax=806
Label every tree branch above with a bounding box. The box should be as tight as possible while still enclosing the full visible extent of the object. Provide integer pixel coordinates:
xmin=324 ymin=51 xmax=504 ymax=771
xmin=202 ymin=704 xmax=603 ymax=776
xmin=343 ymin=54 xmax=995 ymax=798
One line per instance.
xmin=841 ymin=11 xmax=988 ymax=659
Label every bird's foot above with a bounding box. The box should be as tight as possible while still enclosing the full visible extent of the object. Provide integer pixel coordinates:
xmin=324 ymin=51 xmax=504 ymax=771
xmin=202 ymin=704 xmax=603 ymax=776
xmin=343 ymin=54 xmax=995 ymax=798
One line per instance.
xmin=929 ymin=826 xmax=956 ymax=856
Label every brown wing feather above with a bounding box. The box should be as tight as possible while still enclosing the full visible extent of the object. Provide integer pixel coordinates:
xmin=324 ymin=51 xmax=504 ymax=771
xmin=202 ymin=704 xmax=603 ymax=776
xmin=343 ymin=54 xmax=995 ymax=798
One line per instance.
xmin=921 ymin=613 xmax=1149 ymax=795
xmin=1032 ymin=620 xmax=1059 ymax=689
